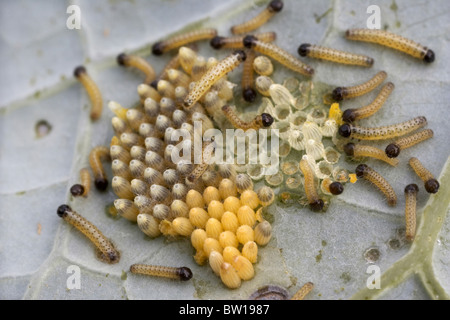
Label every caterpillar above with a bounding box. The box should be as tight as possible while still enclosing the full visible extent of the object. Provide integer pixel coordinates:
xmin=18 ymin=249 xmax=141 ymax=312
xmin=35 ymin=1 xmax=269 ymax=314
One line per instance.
xmin=116 ymin=53 xmax=156 ymax=84
xmin=129 ymin=264 xmax=193 ymax=281
xmin=298 ymin=43 xmax=374 ymax=67
xmin=338 ymin=116 xmax=427 ymax=140
xmin=243 ymin=35 xmax=314 ymax=76
xmin=57 ymin=205 xmax=120 ymax=264
xmin=408 ymin=157 xmax=440 ymax=194
xmin=345 ymin=29 xmax=435 ymax=63
xmin=152 ymin=28 xmax=217 ymax=55
xmin=385 ymin=129 xmax=433 ymax=158
xmin=355 ymin=164 xmax=397 ymax=206
xmin=299 ymin=158 xmax=324 ymax=212
xmin=342 ymin=82 xmax=395 ymax=123
xmin=331 ymin=71 xmax=387 ymax=101
xmin=222 ymin=105 xmax=274 ymax=131
xmin=231 ymin=0 xmax=283 ymax=34
xmin=183 ymin=50 xmax=246 ymax=108
xmin=74 ymin=66 xmax=103 ymax=121
xmin=89 ymin=146 xmax=110 ymax=191
xmin=404 ymin=184 xmax=419 ymax=242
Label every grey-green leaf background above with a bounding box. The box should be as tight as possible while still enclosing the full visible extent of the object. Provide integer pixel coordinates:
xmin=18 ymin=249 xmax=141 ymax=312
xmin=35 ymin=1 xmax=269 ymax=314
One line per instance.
xmin=0 ymin=0 xmax=449 ymax=300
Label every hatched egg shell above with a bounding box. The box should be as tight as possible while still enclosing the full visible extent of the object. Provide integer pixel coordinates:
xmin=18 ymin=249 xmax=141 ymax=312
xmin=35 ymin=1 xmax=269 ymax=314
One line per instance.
xmin=288 ymin=129 xmax=305 ymax=151
xmin=273 ymin=104 xmax=292 ymax=122
xmin=288 ymin=110 xmax=308 ymax=129
xmin=305 ymin=139 xmax=325 ymax=161
xmin=324 ymin=146 xmax=341 ymax=164
xmin=307 ymin=108 xmax=327 ymax=125
xmin=265 ymin=171 xmax=284 ymax=187
xmin=321 ymin=119 xmax=338 ymax=137
xmin=315 ymin=160 xmax=333 ymax=179
xmin=302 ymin=121 xmax=322 ymax=142
xmin=269 ymin=84 xmax=295 ymax=107
xmin=247 ymin=164 xmax=265 ymax=181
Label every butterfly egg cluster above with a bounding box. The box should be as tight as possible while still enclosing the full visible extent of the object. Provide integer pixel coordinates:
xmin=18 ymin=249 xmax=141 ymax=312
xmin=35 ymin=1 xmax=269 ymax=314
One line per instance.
xmin=187 ymin=174 xmax=274 ymax=289
xmin=108 ymin=46 xmax=240 ymax=234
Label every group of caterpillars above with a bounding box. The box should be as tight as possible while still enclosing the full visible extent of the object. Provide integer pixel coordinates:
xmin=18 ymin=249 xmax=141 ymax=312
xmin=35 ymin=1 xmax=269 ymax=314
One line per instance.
xmin=60 ymin=0 xmax=439 ymax=299
xmin=332 ymin=68 xmax=438 ymax=242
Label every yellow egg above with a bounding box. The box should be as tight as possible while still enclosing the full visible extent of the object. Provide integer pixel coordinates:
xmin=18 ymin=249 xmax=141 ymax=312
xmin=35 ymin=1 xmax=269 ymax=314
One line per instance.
xmin=203 ymin=186 xmax=221 ymax=205
xmin=236 ymin=205 xmax=257 ymax=227
xmin=223 ymin=196 xmax=241 ymax=214
xmin=209 ymin=250 xmax=224 ymax=276
xmin=186 ymin=189 xmax=205 ymax=209
xmin=207 ymin=200 xmax=225 ymax=220
xmin=189 ymin=207 xmax=209 ymax=228
xmin=191 ymin=228 xmax=207 ymax=252
xmin=242 ymin=241 xmax=258 ymax=263
xmin=232 ymin=255 xmax=255 ymax=280
xmin=220 ymin=262 xmax=241 ymax=289
xmin=236 ymin=225 xmax=255 ymax=245
xmin=203 ymin=238 xmax=223 ymax=257
xmin=221 ymin=211 xmax=239 ymax=233
xmin=222 ymin=246 xmax=241 ymax=264
xmin=205 ymin=218 xmax=223 ymax=240
xmin=239 ymin=190 xmax=260 ymax=209
xmin=172 ymin=217 xmax=194 ymax=236
xmin=219 ymin=231 xmax=239 ymax=248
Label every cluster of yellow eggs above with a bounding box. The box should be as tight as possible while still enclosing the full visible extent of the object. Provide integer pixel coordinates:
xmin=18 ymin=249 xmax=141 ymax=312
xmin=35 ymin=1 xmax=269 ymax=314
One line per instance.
xmin=165 ymin=173 xmax=275 ymax=289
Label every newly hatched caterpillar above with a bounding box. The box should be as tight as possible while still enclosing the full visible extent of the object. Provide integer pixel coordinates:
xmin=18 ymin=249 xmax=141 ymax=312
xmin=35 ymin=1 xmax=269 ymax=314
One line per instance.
xmin=70 ymin=168 xmax=92 ymax=197
xmin=129 ymin=264 xmax=193 ymax=281
xmin=342 ymin=82 xmax=395 ymax=123
xmin=242 ymin=49 xmax=257 ymax=102
xmin=183 ymin=50 xmax=246 ymax=108
xmin=116 ymin=53 xmax=156 ymax=84
xmin=345 ymin=29 xmax=435 ymax=63
xmin=243 ymin=35 xmax=314 ymax=76
xmin=57 ymin=205 xmax=120 ymax=264
xmin=343 ymin=143 xmax=399 ymax=166
xmin=152 ymin=28 xmax=218 ymax=55
xmin=299 ymin=158 xmax=324 ymax=212
xmin=408 ymin=157 xmax=440 ymax=194
xmin=222 ymin=105 xmax=274 ymax=131
xmin=298 ymin=44 xmax=374 ymax=67
xmin=187 ymin=140 xmax=216 ymax=183
xmin=210 ymin=32 xmax=277 ymax=49
xmin=89 ymin=146 xmax=110 ymax=191
xmin=230 ymin=0 xmax=283 ymax=34
xmin=74 ymin=66 xmax=103 ymax=120
xmin=331 ymin=71 xmax=387 ymax=101
xmin=291 ymin=282 xmax=314 ymax=300
xmin=404 ymin=184 xmax=419 ymax=242
xmin=338 ymin=116 xmax=427 ymax=140
xmin=355 ymin=164 xmax=397 ymax=206
xmin=385 ymin=129 xmax=434 ymax=158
